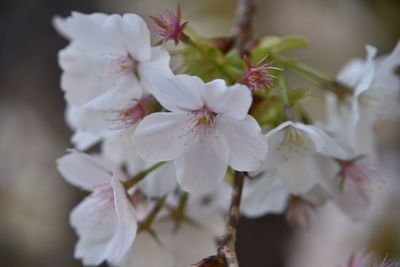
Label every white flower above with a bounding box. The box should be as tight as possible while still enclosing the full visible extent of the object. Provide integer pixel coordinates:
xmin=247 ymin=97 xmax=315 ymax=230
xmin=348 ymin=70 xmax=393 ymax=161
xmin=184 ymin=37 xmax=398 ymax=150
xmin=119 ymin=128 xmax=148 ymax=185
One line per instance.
xmin=55 ymin=12 xmax=172 ymax=140
xmin=132 ymin=74 xmax=268 ymax=193
xmin=265 ymin=121 xmax=349 ymax=194
xmin=336 ymin=42 xmax=400 ymax=126
xmin=57 ymin=151 xmax=137 ymax=265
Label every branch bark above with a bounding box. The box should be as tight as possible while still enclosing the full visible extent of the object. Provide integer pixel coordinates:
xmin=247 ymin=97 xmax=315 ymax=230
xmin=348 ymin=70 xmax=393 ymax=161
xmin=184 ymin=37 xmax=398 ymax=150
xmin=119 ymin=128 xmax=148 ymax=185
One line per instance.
xmin=217 ymin=172 xmax=245 ymax=267
xmin=233 ymin=0 xmax=255 ymax=55
xmin=189 ymin=172 xmax=246 ymax=267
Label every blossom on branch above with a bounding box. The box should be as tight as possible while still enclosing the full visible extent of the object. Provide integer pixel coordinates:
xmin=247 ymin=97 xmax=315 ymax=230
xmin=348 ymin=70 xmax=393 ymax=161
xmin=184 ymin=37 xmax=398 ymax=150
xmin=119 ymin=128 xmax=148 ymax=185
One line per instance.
xmin=265 ymin=121 xmax=349 ymax=194
xmin=54 ymin=12 xmax=172 ymax=144
xmin=57 ymin=151 xmax=138 ymax=265
xmin=133 ymin=74 xmax=268 ymax=193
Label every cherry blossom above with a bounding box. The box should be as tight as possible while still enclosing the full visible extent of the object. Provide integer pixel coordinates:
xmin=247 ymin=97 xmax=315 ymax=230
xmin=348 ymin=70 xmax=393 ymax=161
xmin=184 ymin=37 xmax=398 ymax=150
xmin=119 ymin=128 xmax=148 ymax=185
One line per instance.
xmin=132 ymin=74 xmax=268 ymax=193
xmin=54 ymin=12 xmax=173 ymax=141
xmin=57 ymin=151 xmax=137 ymax=265
xmin=265 ymin=121 xmax=349 ymax=194
xmin=332 ymin=42 xmax=400 ymax=147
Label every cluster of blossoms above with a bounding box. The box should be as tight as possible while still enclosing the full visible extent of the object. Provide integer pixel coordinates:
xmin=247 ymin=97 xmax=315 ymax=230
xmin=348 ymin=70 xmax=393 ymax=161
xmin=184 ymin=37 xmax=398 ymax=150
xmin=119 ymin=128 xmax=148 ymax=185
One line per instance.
xmin=54 ymin=5 xmax=400 ymax=267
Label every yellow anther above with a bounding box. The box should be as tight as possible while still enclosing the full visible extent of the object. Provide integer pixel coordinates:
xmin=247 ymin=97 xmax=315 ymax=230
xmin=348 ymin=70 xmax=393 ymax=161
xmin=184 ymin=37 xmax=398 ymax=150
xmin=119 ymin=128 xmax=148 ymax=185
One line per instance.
xmin=197 ymin=116 xmax=209 ymax=124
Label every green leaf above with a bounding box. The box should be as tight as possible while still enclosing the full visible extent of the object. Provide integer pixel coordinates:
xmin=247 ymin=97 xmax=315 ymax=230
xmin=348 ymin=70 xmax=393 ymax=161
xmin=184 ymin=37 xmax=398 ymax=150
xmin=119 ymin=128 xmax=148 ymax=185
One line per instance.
xmin=251 ymin=35 xmax=308 ymax=63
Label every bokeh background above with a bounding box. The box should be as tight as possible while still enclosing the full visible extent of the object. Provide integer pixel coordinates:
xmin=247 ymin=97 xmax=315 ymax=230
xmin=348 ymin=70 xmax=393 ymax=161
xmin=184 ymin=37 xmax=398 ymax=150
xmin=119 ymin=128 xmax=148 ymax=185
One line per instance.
xmin=0 ymin=0 xmax=399 ymax=266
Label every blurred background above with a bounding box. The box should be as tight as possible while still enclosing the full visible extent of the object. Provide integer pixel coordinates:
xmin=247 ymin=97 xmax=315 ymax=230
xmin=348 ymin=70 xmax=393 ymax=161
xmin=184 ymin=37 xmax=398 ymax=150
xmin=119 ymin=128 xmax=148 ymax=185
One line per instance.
xmin=0 ymin=0 xmax=399 ymax=266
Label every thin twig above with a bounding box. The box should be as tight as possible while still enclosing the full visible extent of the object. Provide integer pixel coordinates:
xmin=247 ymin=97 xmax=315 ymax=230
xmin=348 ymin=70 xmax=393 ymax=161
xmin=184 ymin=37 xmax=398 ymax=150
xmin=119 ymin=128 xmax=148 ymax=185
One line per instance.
xmin=233 ymin=0 xmax=255 ymax=55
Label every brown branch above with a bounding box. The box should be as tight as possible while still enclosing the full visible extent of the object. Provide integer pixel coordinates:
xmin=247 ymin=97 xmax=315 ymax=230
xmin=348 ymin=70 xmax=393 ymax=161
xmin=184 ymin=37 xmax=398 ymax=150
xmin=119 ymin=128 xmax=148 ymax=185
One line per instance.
xmin=189 ymin=172 xmax=246 ymax=267
xmin=218 ymin=171 xmax=245 ymax=267
xmin=233 ymin=0 xmax=255 ymax=55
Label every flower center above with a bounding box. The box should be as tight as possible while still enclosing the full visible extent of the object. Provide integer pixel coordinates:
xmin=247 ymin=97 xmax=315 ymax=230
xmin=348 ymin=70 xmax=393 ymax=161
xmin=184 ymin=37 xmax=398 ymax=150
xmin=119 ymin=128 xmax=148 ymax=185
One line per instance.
xmin=276 ymin=127 xmax=310 ymax=161
xmin=106 ymin=53 xmax=140 ymax=79
xmin=110 ymin=102 xmax=146 ymax=130
xmin=178 ymin=106 xmax=217 ymax=143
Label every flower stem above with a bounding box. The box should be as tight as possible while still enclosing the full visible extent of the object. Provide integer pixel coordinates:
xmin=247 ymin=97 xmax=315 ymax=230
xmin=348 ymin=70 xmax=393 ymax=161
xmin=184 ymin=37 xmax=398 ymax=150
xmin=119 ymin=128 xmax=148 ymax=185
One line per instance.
xmin=124 ymin=162 xmax=166 ymax=190
xmin=138 ymin=195 xmax=167 ymax=232
xmin=278 ymin=76 xmax=294 ymax=121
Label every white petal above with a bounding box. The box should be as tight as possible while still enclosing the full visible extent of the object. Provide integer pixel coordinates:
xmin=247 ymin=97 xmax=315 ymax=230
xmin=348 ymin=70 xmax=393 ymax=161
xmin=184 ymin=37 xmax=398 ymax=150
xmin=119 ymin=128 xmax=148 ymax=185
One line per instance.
xmin=147 ymin=74 xmax=204 ymax=112
xmin=70 ymin=195 xmax=116 ymax=238
xmin=102 ymin=130 xmax=147 ymax=176
xmin=59 ymin=44 xmax=111 ymax=106
xmin=294 ymin=123 xmax=349 ymax=159
xmin=276 ymin=154 xmax=321 ymax=194
xmin=174 ymin=137 xmax=228 ymax=193
xmin=217 ymin=115 xmax=267 ymax=171
xmin=69 ymin=107 xmax=121 ymax=138
xmin=111 ymin=174 xmax=137 ymax=228
xmin=139 ymin=162 xmax=178 ymax=197
xmin=71 ymin=130 xmax=101 ymax=150
xmin=71 ymin=196 xmax=117 ymax=265
xmin=354 ymin=45 xmax=377 ymax=97
xmin=106 ymin=221 xmax=137 ymax=264
xmin=57 ymin=151 xmax=112 ymax=190
xmin=59 ymin=44 xmax=138 ymax=107
xmin=120 ymin=231 xmax=174 ymax=267
xmin=202 ymin=81 xmax=252 ymax=120
xmin=75 ymin=238 xmax=109 ymax=265
xmin=241 ymin=170 xmax=289 ymax=218
xmin=119 ymin=13 xmax=151 ymax=61
xmin=133 ymin=112 xmax=190 ymax=162
xmin=156 ymin=219 xmax=221 ymax=266
xmin=336 ymin=59 xmax=366 ymax=88
xmin=83 ymin=76 xmax=142 ymax=111
xmin=138 ymin=46 xmax=173 ymax=93
xmin=66 ymin=12 xmax=126 ymax=53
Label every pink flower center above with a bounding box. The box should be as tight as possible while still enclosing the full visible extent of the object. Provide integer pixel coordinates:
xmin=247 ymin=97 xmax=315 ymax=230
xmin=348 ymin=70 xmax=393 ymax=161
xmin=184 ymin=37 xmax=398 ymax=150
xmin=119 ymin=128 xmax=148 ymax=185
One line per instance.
xmin=117 ymin=54 xmax=139 ymax=76
xmin=179 ymin=106 xmax=217 ymax=142
xmin=110 ymin=102 xmax=146 ymax=130
xmin=105 ymin=53 xmax=139 ymax=78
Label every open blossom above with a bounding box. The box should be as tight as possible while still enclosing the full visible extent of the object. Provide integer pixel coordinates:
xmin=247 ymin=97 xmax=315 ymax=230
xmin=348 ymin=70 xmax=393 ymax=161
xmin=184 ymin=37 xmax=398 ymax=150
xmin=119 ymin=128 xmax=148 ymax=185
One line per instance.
xmin=57 ymin=151 xmax=137 ymax=265
xmin=334 ymin=41 xmax=400 ymax=134
xmin=150 ymin=6 xmax=188 ymax=45
xmin=265 ymin=121 xmax=349 ymax=194
xmin=54 ymin=12 xmax=172 ymax=141
xmin=132 ymin=74 xmax=268 ymax=193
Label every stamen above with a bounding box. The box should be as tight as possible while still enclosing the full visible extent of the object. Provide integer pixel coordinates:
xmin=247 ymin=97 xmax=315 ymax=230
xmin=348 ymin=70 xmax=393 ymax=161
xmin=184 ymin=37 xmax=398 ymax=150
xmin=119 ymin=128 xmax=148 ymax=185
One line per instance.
xmin=109 ymin=102 xmax=146 ymax=130
xmin=275 ymin=127 xmax=310 ymax=161
xmin=178 ymin=106 xmax=217 ymax=143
